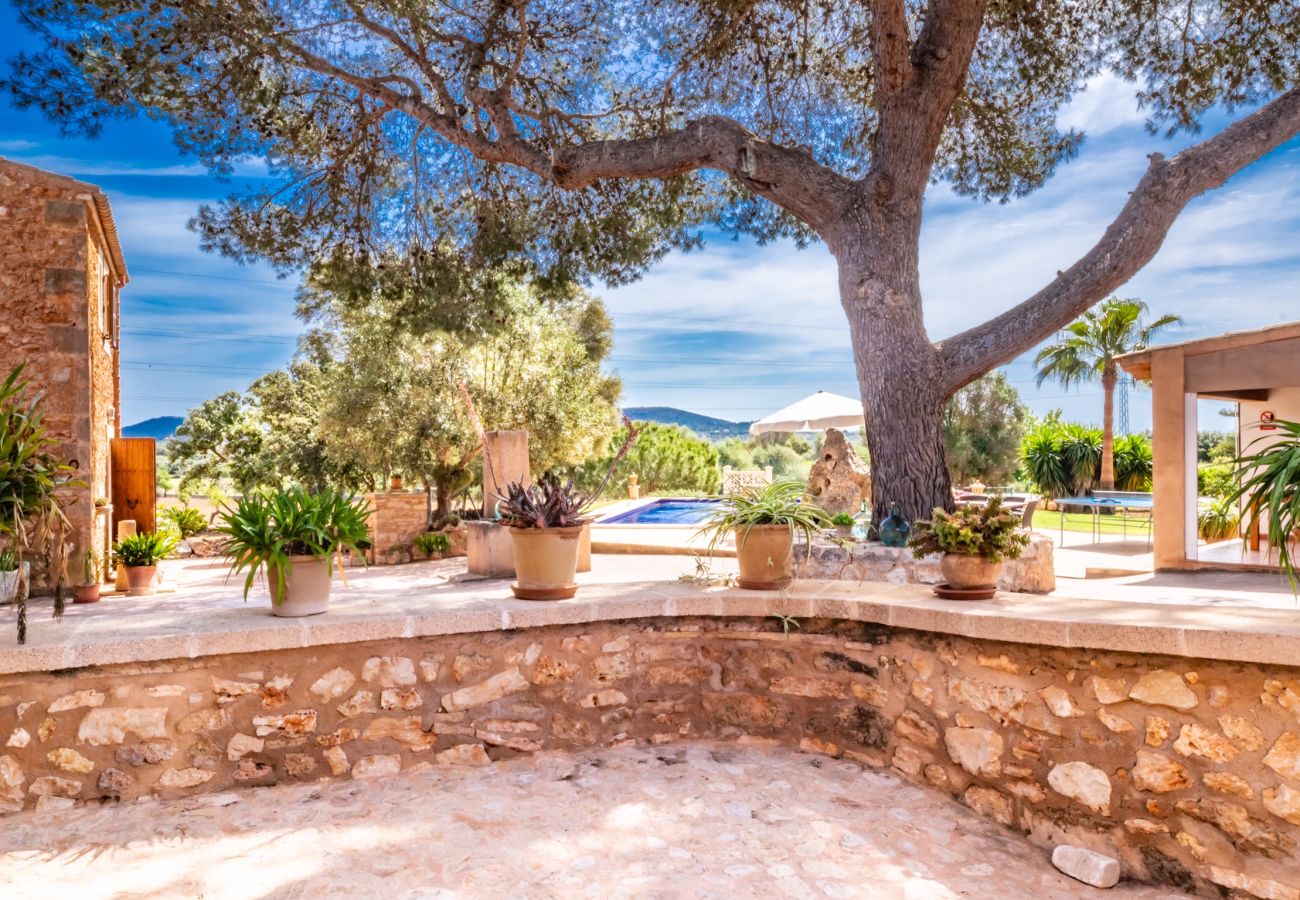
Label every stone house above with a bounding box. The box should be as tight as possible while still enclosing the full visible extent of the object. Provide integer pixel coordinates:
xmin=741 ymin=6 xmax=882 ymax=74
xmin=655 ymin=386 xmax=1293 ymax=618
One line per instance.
xmin=0 ymin=157 xmax=127 ymax=569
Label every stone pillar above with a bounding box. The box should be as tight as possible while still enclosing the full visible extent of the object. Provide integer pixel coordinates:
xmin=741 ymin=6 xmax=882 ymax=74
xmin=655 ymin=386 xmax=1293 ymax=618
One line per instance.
xmin=466 ymin=521 xmax=515 ymax=577
xmin=482 ymin=431 xmax=530 ymax=516
xmin=1150 ymin=353 xmax=1193 ymax=571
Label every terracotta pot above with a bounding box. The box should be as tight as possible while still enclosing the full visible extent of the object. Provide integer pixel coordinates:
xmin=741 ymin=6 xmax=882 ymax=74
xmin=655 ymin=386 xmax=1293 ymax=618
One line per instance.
xmin=389 ymin=475 xmax=404 ymax=491
xmin=509 ymin=525 xmax=583 ymax=600
xmin=834 ymin=524 xmax=855 ymax=538
xmin=74 ymin=583 xmax=101 ymax=604
xmin=268 ymin=555 xmax=331 ymax=617
xmin=940 ymin=554 xmax=1003 ymax=591
xmin=734 ymin=524 xmax=794 ymax=590
xmin=114 ymin=563 xmax=129 ymax=592
xmin=125 ymin=565 xmax=157 ymax=596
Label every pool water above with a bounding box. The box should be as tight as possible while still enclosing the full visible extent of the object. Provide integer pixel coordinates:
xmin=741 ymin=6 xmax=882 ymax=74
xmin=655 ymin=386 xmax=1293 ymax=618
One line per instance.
xmin=599 ymin=499 xmax=726 ymax=525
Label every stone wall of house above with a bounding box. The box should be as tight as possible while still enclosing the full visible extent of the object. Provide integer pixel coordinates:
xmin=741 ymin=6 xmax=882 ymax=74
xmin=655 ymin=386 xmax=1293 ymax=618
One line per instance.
xmin=364 ymin=491 xmax=431 ymax=564
xmin=796 ymin=533 xmax=1056 ymax=593
xmin=0 ymin=617 xmax=1297 ymax=898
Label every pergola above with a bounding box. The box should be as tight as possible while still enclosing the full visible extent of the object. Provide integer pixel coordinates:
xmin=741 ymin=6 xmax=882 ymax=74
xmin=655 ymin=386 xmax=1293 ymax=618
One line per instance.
xmin=1119 ymin=320 xmax=1300 ymax=572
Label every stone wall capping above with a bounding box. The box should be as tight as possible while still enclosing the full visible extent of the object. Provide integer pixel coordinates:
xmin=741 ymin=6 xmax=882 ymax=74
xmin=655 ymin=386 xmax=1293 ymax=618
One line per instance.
xmin=5 ymin=578 xmax=1300 ymax=677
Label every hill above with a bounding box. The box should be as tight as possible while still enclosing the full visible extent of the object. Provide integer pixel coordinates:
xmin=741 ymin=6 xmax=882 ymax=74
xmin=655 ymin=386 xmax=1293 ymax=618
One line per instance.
xmin=122 ymin=416 xmax=183 ymax=441
xmin=622 ymin=407 xmax=751 ymax=440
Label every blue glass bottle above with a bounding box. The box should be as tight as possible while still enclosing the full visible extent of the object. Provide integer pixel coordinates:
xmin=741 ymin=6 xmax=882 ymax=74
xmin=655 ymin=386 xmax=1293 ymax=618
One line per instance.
xmin=878 ymin=503 xmax=911 ymax=548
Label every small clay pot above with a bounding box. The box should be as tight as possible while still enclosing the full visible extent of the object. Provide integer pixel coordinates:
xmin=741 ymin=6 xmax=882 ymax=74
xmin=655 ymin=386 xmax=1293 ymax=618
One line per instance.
xmin=74 ymin=583 xmax=101 ymax=604
xmin=125 ymin=565 xmax=157 ymax=596
xmin=940 ymin=554 xmax=1003 ymax=591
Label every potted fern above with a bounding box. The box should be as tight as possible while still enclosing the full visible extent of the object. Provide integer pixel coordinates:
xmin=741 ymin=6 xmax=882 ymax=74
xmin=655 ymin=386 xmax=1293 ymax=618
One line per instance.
xmin=699 ymin=481 xmax=832 ymax=590
xmin=1229 ymin=419 xmax=1300 ymax=587
xmin=909 ymin=496 xmax=1030 ymax=592
xmin=113 ymin=531 xmax=178 ymax=596
xmin=219 ymin=487 xmax=372 ymax=616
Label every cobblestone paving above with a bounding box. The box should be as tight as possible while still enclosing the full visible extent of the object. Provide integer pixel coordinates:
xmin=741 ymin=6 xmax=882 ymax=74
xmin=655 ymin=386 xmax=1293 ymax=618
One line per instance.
xmin=0 ymin=743 xmax=1187 ymax=899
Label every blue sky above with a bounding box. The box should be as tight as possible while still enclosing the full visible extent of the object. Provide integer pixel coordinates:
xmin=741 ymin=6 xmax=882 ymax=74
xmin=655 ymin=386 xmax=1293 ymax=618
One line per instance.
xmin=2 ymin=7 xmax=1297 ymax=434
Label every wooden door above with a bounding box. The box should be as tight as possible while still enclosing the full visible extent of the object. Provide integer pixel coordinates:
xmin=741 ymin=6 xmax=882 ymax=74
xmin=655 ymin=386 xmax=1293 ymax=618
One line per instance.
xmin=111 ymin=437 xmax=156 ymax=536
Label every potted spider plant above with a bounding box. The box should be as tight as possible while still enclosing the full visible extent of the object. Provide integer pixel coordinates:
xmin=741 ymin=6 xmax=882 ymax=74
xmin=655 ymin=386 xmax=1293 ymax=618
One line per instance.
xmin=1228 ymin=419 xmax=1300 ymax=588
xmin=219 ymin=487 xmax=372 ymax=616
xmin=909 ymin=496 xmax=1030 ymax=591
xmin=113 ymin=531 xmax=178 ymax=596
xmin=699 ymin=481 xmax=832 ymax=590
xmin=74 ymin=549 xmax=101 ymax=604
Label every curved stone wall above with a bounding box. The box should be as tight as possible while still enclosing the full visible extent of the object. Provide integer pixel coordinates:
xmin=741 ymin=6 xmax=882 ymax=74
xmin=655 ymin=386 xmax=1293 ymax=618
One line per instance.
xmin=1 ymin=615 xmax=1297 ymax=898
xmin=796 ymin=534 xmax=1056 ymax=593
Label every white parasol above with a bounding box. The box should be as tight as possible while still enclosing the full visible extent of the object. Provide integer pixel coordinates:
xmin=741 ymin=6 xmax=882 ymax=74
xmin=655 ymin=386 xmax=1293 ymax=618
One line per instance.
xmin=748 ymin=390 xmax=865 ymax=435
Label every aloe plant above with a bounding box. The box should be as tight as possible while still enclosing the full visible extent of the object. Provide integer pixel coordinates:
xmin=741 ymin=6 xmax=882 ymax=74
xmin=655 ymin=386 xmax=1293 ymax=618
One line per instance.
xmin=1228 ymin=419 xmax=1300 ymax=588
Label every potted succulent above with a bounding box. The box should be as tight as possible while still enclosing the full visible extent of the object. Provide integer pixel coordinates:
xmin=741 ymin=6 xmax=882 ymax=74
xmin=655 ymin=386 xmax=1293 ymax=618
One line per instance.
xmin=113 ymin=531 xmax=178 ymax=596
xmin=830 ymin=512 xmax=857 ymax=538
xmin=219 ymin=487 xmax=372 ymax=617
xmin=909 ymin=496 xmax=1030 ymax=591
xmin=699 ymin=481 xmax=832 ymax=590
xmin=74 ymin=549 xmax=101 ymax=604
xmin=499 ymin=479 xmax=589 ymax=600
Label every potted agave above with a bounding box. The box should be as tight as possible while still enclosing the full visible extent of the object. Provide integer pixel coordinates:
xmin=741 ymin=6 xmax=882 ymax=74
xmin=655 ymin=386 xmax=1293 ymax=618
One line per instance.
xmin=909 ymin=496 xmax=1030 ymax=595
xmin=113 ymin=531 xmax=178 ymax=596
xmin=499 ymin=479 xmax=590 ymax=600
xmin=75 ymin=549 xmax=101 ymax=604
xmin=219 ymin=487 xmax=371 ymax=617
xmin=699 ymin=481 xmax=832 ymax=590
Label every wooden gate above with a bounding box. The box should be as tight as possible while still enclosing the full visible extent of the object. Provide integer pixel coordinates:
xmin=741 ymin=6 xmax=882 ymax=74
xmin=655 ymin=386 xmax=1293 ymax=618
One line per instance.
xmin=111 ymin=437 xmax=156 ymax=536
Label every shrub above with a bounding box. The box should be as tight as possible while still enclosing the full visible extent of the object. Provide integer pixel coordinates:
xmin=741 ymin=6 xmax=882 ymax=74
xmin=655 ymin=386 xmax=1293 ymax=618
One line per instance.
xmin=909 ymin=497 xmax=1030 ymax=562
xmin=113 ymin=531 xmax=178 ymax=567
xmin=1198 ymin=462 xmax=1236 ymax=499
xmin=160 ymin=505 xmax=208 ymax=539
xmin=830 ymin=512 xmax=856 ymax=527
xmin=413 ymin=531 xmax=451 ymax=557
xmin=1113 ymin=434 xmax=1153 ymax=491
xmin=1198 ymin=495 xmax=1240 ymax=542
xmin=571 ymin=422 xmax=718 ymax=495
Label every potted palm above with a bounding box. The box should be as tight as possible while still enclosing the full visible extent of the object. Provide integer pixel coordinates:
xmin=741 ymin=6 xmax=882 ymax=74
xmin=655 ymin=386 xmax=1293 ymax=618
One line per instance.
xmin=699 ymin=481 xmax=832 ymax=590
xmin=1229 ymin=419 xmax=1300 ymax=587
xmin=909 ymin=496 xmax=1030 ymax=594
xmin=113 ymin=531 xmax=178 ymax=596
xmin=74 ymin=549 xmax=101 ymax=604
xmin=219 ymin=487 xmax=372 ymax=616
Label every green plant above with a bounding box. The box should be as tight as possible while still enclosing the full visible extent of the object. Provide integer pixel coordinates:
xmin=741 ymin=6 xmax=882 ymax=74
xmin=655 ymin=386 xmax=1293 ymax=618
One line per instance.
xmin=81 ymin=549 xmax=100 ymax=585
xmin=1113 ymin=434 xmax=1153 ymax=491
xmin=160 ymin=505 xmax=208 ymax=539
xmin=1198 ymin=462 xmax=1236 ymax=499
xmin=413 ymin=531 xmax=451 ymax=558
xmin=1227 ymin=420 xmax=1300 ymax=588
xmin=113 ymin=531 xmax=178 ymax=568
xmin=1198 ymin=495 xmax=1241 ymax=542
xmin=909 ymin=497 xmax=1031 ymax=562
xmin=830 ymin=513 xmax=856 ymax=527
xmin=218 ymin=488 xmax=372 ymax=602
xmin=0 ymin=548 xmax=16 ymax=572
xmin=771 ymin=614 xmax=801 ymax=637
xmin=697 ymin=480 xmax=832 ymax=555
xmin=499 ymin=478 xmax=587 ymax=528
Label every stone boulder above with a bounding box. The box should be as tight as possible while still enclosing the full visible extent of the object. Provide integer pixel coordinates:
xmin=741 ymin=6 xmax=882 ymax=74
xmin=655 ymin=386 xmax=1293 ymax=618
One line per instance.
xmin=805 ymin=428 xmax=871 ymax=516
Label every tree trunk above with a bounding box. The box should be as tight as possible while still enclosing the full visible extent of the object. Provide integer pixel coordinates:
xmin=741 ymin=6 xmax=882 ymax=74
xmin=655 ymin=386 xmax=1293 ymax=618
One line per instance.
xmin=1100 ymin=365 xmax=1117 ymax=490
xmin=835 ymin=226 xmax=954 ymax=527
xmin=433 ymin=480 xmax=451 ymax=522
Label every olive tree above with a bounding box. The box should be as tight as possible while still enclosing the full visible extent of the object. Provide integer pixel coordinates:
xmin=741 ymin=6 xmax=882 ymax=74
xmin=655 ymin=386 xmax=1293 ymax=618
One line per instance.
xmin=9 ymin=0 xmax=1299 ymax=519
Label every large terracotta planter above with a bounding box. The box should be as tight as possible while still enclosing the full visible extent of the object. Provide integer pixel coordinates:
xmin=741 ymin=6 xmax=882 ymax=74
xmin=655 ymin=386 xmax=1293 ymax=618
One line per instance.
xmin=509 ymin=525 xmax=583 ymax=601
xmin=268 ymin=555 xmax=331 ymax=617
xmin=125 ymin=565 xmax=157 ymax=596
xmin=940 ymin=553 xmax=1003 ymax=590
xmin=734 ymin=524 xmax=794 ymax=590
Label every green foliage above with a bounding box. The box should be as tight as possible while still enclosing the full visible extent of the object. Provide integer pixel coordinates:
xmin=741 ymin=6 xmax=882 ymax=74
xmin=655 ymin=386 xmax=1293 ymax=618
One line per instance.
xmin=909 ymin=497 xmax=1031 ymax=562
xmin=716 ymin=438 xmax=756 ymax=472
xmin=0 ymin=548 xmax=17 ymax=572
xmin=698 ymin=481 xmax=832 ymax=554
xmin=82 ymin=549 xmax=99 ymax=584
xmin=1020 ymin=418 xmax=1094 ymax=498
xmin=218 ymin=488 xmax=373 ymax=603
xmin=1226 ymin=419 xmax=1300 ymax=589
xmin=830 ymin=513 xmax=856 ymax=527
xmin=499 ymin=478 xmax=588 ymax=529
xmin=571 ymin=422 xmax=719 ymax=496
xmin=943 ymin=373 xmax=1031 ymax=486
xmin=160 ymin=505 xmax=208 ymax=539
xmin=1198 ymin=431 xmax=1237 ymax=464
xmin=1113 ymin=434 xmax=1154 ymax=491
xmin=1198 ymin=463 xmax=1237 ymax=499
xmin=167 ymin=392 xmax=274 ymax=496
xmin=413 ymin=532 xmax=451 ymax=558
xmin=1198 ymin=495 xmax=1241 ymax=542
xmin=113 ymin=531 xmax=178 ymax=568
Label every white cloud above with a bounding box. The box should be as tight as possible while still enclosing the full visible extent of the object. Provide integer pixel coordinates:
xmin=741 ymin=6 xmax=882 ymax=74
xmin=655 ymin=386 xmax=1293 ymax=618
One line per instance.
xmin=0 ymin=139 xmax=38 ymax=152
xmin=1059 ymin=72 xmax=1148 ymax=136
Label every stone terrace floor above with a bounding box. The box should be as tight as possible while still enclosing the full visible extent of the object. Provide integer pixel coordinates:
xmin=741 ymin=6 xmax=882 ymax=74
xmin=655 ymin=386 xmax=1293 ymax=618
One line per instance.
xmin=0 ymin=742 xmax=1187 ymax=900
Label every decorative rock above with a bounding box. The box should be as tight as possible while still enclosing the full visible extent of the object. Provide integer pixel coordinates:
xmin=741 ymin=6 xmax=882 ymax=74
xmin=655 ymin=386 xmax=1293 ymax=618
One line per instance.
xmin=1219 ymin=715 xmax=1266 ymax=752
xmin=1173 ymin=723 xmax=1238 ymax=762
xmin=602 ymin=635 xmax=630 ymax=653
xmin=1264 ymin=733 xmax=1300 ymax=781
xmin=97 ymin=767 xmax=133 ymax=794
xmin=176 ymin=708 xmax=229 ymax=734
xmin=310 ymin=668 xmax=356 ymax=700
xmin=352 ymin=754 xmax=401 ymax=779
xmin=323 ymin=746 xmax=348 ymax=776
xmin=251 ymin=710 xmax=317 ymax=737
xmin=337 ymin=691 xmax=377 ymax=718
xmin=1128 ymin=671 xmax=1197 ymax=710
xmin=115 ymin=739 xmax=177 ymax=767
xmin=1143 ymin=716 xmax=1170 ymax=747
xmin=452 ymin=653 xmax=492 ymax=683
xmin=891 ymin=745 xmax=924 ymax=777
xmin=1264 ymin=784 xmax=1300 ymax=825
xmin=943 ymin=727 xmax=1003 ymax=778
xmin=1037 ymin=686 xmax=1084 ymax=718
xmin=1047 ymin=762 xmax=1111 ymax=815
xmin=47 ymin=748 xmax=94 ymax=774
xmin=77 ymin=708 xmax=167 ymax=746
xmin=28 ymin=775 xmax=81 ymax=798
xmin=1006 ymin=780 xmax=1047 ymax=803
xmin=380 ymin=689 xmax=422 ymax=711
xmin=361 ymin=656 xmax=417 ymax=687
xmin=1204 ymin=772 xmax=1255 ymax=800
xmin=361 ymin=717 xmax=436 ymax=751
xmin=442 ymin=668 xmax=529 ymax=712
xmin=804 ymin=427 xmax=871 ymax=515
xmin=1096 ymin=708 xmax=1134 ymax=734
xmin=6 ymin=728 xmax=30 ymax=748
xmin=226 ymin=733 xmax=265 ymax=761
xmin=158 ymin=767 xmax=215 ymax=789
xmin=436 ymin=743 xmax=492 ymax=766
xmin=1051 ymin=845 xmax=1121 ymax=889
xmin=1089 ymin=677 xmax=1128 ymax=705
xmin=47 ymin=689 xmax=105 ymax=713
xmin=578 ymin=689 xmax=629 ymax=709
xmin=477 ymin=730 xmax=543 ymax=752
xmin=946 ymin=677 xmax=1026 ymax=727
xmin=1132 ymin=750 xmax=1191 ymax=793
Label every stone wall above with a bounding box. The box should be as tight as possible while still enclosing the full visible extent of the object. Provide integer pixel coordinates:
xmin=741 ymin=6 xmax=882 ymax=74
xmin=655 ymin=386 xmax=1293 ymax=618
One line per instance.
xmin=796 ymin=533 xmax=1055 ymax=593
xmin=364 ymin=491 xmax=431 ymax=564
xmin=1 ymin=616 xmax=1297 ymax=897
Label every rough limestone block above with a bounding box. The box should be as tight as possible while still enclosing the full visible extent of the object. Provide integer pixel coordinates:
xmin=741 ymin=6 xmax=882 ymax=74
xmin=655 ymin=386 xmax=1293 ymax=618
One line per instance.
xmin=1051 ymin=845 xmax=1120 ymax=889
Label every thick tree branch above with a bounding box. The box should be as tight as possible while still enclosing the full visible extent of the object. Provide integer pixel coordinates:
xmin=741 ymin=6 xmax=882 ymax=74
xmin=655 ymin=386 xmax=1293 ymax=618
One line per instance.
xmin=937 ymin=85 xmax=1300 ymax=391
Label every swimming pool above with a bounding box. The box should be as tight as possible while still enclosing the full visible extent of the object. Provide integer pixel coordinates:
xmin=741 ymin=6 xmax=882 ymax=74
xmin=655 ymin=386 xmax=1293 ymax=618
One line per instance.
xmin=598 ymin=498 xmax=726 ymax=525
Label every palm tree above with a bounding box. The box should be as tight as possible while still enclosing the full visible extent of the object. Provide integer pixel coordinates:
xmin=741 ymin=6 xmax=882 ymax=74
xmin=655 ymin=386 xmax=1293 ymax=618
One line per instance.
xmin=1035 ymin=298 xmax=1180 ymax=490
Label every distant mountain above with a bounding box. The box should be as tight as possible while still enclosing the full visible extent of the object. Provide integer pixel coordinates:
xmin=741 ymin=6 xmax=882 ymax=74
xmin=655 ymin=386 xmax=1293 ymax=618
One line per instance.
xmin=622 ymin=406 xmax=751 ymax=440
xmin=122 ymin=416 xmax=183 ymax=441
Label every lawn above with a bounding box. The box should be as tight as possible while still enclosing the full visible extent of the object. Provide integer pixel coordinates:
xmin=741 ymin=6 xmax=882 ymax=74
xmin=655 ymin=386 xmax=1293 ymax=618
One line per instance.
xmin=1031 ymin=508 xmax=1151 ymax=535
